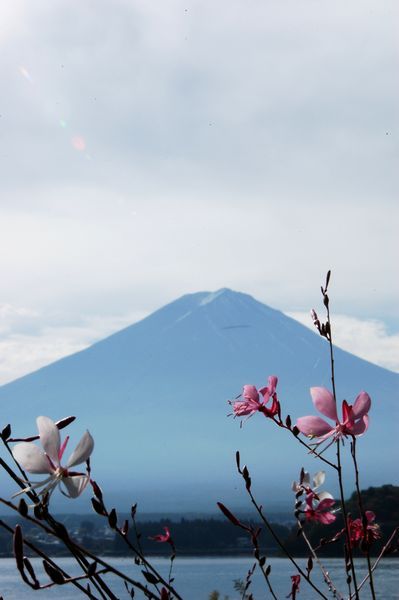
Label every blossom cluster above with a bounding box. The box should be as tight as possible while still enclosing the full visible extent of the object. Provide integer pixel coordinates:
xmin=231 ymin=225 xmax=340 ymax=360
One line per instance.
xmin=292 ymin=470 xmax=336 ymax=525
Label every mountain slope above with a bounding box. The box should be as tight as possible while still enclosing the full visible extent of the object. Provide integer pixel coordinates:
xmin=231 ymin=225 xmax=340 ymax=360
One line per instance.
xmin=0 ymin=289 xmax=397 ymax=511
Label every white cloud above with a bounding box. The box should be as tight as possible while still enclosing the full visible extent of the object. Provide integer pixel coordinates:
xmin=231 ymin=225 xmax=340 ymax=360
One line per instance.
xmin=0 ymin=304 xmax=38 ymax=334
xmin=288 ymin=312 xmax=399 ymax=373
xmin=0 ymin=185 xmax=397 ymax=320
xmin=0 ymin=0 xmax=397 ymax=381
xmin=0 ymin=304 xmax=147 ymax=384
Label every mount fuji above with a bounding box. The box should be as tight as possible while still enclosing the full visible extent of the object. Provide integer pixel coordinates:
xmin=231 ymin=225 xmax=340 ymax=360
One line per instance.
xmin=0 ymin=289 xmax=398 ymax=512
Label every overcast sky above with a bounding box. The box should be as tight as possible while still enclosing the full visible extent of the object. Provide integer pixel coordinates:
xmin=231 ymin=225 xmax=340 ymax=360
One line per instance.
xmin=0 ymin=0 xmax=398 ymax=384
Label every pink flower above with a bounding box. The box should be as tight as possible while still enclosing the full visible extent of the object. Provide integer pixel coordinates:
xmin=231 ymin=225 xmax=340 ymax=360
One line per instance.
xmin=296 ymin=387 xmax=371 ymax=443
xmin=348 ymin=511 xmax=381 ymax=549
xmin=149 ymin=527 xmax=175 ymax=550
xmin=12 ymin=416 xmax=94 ymax=501
xmin=287 ymin=574 xmax=301 ymax=599
xmin=304 ymin=491 xmax=336 ymax=525
xmin=231 ymin=376 xmax=280 ymax=421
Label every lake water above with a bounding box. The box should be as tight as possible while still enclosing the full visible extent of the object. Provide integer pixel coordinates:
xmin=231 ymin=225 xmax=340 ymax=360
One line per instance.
xmin=0 ymin=556 xmax=397 ymax=599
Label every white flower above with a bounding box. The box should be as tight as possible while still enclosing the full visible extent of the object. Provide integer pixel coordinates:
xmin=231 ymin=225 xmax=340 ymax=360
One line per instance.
xmin=12 ymin=416 xmax=94 ymax=501
xmin=292 ymin=470 xmax=333 ymax=503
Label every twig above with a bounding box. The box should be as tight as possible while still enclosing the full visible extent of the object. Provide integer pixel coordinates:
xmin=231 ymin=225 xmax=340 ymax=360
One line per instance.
xmin=244 ymin=485 xmax=329 ymax=599
xmin=296 ymin=519 xmax=343 ymax=599
xmin=350 ymin=437 xmax=376 ymax=600
xmin=289 ymin=431 xmax=338 ymax=470
xmin=0 ymin=497 xmax=159 ymax=599
xmin=0 ymin=519 xmax=98 ymax=598
xmin=350 ymin=527 xmax=399 ymax=598
xmin=322 ymin=277 xmax=359 ymax=600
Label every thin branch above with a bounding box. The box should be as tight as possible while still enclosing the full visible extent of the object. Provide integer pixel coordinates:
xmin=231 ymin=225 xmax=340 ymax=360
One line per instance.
xmin=0 ymin=519 xmax=97 ymax=599
xmin=244 ymin=486 xmax=329 ymax=599
xmin=0 ymin=497 xmax=159 ymax=599
xmin=335 ymin=439 xmax=359 ymax=598
xmin=296 ymin=519 xmax=343 ymax=599
xmin=289 ymin=431 xmax=338 ymax=470
xmin=323 ymin=286 xmax=359 ymax=600
xmin=351 ymin=526 xmax=399 ymax=598
xmin=350 ymin=437 xmax=376 ymax=600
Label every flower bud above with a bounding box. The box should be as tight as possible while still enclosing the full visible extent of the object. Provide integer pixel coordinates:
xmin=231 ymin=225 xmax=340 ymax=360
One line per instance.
xmin=13 ymin=525 xmax=24 ymax=572
xmin=1 ymin=424 xmax=11 ymax=441
xmin=18 ymin=499 xmax=28 ymax=517
xmin=108 ymin=508 xmax=118 ymax=529
xmin=43 ymin=560 xmax=65 ymax=585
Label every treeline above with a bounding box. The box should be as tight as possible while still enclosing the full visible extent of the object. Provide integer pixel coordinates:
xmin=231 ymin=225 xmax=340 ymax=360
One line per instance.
xmin=0 ymin=485 xmax=397 ymax=558
xmin=284 ymin=484 xmax=399 ymax=557
xmin=0 ymin=516 xmax=290 ymax=557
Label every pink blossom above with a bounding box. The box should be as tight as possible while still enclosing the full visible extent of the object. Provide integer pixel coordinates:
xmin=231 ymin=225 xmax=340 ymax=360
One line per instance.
xmin=348 ymin=511 xmax=381 ymax=549
xmin=287 ymin=574 xmax=301 ymax=599
xmin=149 ymin=526 xmax=175 ymax=550
xmin=231 ymin=376 xmax=280 ymax=421
xmin=296 ymin=387 xmax=371 ymax=443
xmin=304 ymin=491 xmax=336 ymax=525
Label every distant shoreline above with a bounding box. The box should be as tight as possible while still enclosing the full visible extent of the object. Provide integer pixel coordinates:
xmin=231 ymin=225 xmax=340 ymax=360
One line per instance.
xmin=1 ymin=549 xmax=394 ymax=559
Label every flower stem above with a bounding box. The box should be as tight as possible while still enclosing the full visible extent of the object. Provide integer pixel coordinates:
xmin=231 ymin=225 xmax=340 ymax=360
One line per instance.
xmin=0 ymin=519 xmax=98 ymax=598
xmin=288 ymin=429 xmax=338 ymax=470
xmin=350 ymin=437 xmax=377 ymax=600
xmin=336 ymin=439 xmax=359 ymax=599
xmin=296 ymin=518 xmax=343 ymax=599
xmin=0 ymin=496 xmax=160 ymax=599
xmin=351 ymin=526 xmax=399 ymax=598
xmin=324 ymin=285 xmax=360 ymax=600
xmin=244 ymin=485 xmax=329 ymax=599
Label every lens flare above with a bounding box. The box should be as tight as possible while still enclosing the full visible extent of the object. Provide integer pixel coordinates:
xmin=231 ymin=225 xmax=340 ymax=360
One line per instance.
xmin=18 ymin=66 xmax=33 ymax=84
xmin=71 ymin=136 xmax=86 ymax=151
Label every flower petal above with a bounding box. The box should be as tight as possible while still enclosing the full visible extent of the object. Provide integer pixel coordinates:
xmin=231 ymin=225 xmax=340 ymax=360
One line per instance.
xmin=62 ymin=475 xmax=90 ymax=498
xmin=352 ymin=391 xmax=371 ymax=419
xmin=351 ymin=415 xmax=369 ymax=436
xmin=317 ymin=490 xmax=334 ymax=502
xmin=312 ymin=471 xmax=325 ymax=489
xmin=242 ymin=385 xmax=259 ymax=402
xmin=317 ymin=511 xmax=336 ymax=525
xmin=258 ymin=386 xmax=270 ymax=402
xmin=233 ymin=396 xmax=260 ymax=416
xmin=12 ymin=442 xmax=54 ymax=474
xmin=267 ymin=375 xmax=278 ymax=394
xmin=296 ymin=416 xmax=333 ymax=437
xmin=310 ymin=387 xmax=338 ymax=421
xmin=317 ymin=498 xmax=335 ymax=510
xmin=37 ymin=416 xmax=60 ymax=468
xmin=67 ymin=431 xmax=94 ymax=467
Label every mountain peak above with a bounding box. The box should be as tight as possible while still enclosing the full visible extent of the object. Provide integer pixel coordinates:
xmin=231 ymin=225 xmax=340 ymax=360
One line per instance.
xmin=1 ymin=288 xmax=397 ymax=512
xmin=198 ymin=288 xmax=234 ymax=306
